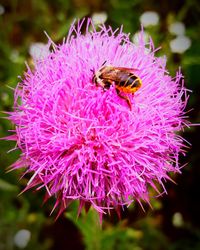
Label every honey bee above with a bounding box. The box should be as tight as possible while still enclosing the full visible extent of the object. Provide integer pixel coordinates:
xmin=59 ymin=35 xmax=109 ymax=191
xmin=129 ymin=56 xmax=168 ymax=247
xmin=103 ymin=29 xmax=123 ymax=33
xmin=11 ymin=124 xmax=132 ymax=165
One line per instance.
xmin=92 ymin=62 xmax=142 ymax=109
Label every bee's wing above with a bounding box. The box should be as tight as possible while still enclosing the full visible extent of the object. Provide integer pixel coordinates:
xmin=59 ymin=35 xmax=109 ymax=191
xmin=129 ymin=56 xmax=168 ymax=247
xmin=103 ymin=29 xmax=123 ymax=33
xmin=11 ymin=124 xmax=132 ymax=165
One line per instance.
xmin=113 ymin=67 xmax=139 ymax=73
xmin=100 ymin=70 xmax=121 ymax=81
xmin=101 ymin=67 xmax=138 ymax=82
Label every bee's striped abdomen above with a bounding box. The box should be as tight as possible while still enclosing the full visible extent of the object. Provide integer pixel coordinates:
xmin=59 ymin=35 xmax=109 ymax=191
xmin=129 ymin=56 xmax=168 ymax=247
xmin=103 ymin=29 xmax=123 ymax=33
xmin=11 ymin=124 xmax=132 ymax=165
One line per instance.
xmin=125 ymin=75 xmax=138 ymax=87
xmin=117 ymin=74 xmax=142 ymax=93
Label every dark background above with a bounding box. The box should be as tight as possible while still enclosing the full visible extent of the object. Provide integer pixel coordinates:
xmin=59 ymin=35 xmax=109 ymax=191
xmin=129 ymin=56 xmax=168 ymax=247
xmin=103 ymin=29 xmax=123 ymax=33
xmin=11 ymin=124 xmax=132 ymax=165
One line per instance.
xmin=0 ymin=0 xmax=200 ymax=249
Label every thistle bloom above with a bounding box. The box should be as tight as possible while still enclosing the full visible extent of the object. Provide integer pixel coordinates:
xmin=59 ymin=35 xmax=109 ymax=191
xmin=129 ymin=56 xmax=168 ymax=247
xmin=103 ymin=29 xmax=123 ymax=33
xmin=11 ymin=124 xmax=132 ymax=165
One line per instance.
xmin=7 ymin=19 xmax=189 ymax=218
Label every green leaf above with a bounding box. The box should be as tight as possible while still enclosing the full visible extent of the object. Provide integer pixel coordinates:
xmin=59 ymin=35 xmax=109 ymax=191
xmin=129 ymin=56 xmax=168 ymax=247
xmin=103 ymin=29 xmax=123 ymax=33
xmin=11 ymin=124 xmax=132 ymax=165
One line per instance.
xmin=0 ymin=178 xmax=19 ymax=192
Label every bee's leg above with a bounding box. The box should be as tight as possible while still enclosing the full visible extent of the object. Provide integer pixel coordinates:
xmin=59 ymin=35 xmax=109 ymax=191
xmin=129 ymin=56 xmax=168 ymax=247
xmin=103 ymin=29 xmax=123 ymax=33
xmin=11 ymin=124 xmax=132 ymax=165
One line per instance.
xmin=116 ymin=89 xmax=132 ymax=110
xmin=103 ymin=81 xmax=112 ymax=90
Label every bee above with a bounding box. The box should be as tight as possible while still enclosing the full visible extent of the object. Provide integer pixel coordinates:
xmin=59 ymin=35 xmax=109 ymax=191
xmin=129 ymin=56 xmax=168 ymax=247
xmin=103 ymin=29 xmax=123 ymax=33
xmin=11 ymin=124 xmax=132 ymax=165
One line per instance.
xmin=92 ymin=62 xmax=142 ymax=109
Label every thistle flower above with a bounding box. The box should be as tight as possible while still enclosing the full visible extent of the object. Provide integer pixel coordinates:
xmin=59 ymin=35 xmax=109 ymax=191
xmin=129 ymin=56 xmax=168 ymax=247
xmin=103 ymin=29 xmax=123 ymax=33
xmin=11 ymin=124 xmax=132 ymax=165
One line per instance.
xmin=6 ymin=19 xmax=189 ymax=218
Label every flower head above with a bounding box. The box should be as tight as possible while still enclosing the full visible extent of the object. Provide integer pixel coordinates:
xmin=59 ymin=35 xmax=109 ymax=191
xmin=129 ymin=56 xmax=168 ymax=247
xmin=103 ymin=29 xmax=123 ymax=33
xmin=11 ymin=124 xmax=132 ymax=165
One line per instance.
xmin=7 ymin=19 xmax=189 ymax=218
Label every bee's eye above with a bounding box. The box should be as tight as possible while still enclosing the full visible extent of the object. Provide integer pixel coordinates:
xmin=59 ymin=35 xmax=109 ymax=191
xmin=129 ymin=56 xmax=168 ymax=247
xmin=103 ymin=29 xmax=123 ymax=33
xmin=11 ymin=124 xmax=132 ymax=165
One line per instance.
xmin=92 ymin=75 xmax=98 ymax=84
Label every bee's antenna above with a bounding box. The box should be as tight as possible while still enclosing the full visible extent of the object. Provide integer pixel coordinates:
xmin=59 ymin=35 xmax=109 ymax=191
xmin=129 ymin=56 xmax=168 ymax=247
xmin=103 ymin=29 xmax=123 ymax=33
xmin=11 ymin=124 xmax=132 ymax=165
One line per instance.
xmin=90 ymin=68 xmax=95 ymax=74
xmin=102 ymin=60 xmax=107 ymax=66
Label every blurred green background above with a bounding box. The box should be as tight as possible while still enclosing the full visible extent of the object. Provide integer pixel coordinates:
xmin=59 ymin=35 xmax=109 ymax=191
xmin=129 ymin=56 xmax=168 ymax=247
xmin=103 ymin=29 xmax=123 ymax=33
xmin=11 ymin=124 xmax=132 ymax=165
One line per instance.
xmin=0 ymin=0 xmax=200 ymax=249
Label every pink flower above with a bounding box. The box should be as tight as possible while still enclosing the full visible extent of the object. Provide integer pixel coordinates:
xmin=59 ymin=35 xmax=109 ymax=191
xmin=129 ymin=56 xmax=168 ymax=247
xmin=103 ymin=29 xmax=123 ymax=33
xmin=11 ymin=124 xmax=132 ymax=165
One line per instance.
xmin=6 ymin=19 xmax=189 ymax=219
